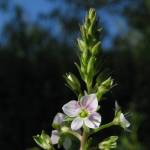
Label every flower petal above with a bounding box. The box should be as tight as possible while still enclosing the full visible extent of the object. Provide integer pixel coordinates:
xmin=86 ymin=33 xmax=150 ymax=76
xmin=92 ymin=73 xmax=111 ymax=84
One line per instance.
xmin=80 ymin=94 xmax=98 ymax=113
xmin=53 ymin=113 xmax=65 ymax=125
xmin=84 ymin=112 xmax=101 ymax=128
xmin=120 ymin=113 xmax=130 ymax=128
xmin=71 ymin=117 xmax=83 ymax=130
xmin=51 ymin=130 xmax=60 ymax=145
xmin=62 ymin=100 xmax=81 ymax=117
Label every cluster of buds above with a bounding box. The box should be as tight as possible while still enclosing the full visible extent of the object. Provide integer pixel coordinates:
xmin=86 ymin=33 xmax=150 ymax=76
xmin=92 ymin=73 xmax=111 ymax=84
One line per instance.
xmin=99 ymin=136 xmax=118 ymax=150
xmin=76 ymin=8 xmax=102 ymax=93
xmin=34 ymin=131 xmax=53 ymax=150
xmin=33 ymin=8 xmax=130 ymax=150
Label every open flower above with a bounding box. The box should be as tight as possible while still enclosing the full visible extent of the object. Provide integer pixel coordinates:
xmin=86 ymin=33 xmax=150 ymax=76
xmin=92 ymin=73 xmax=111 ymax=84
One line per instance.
xmin=62 ymin=94 xmax=101 ymax=130
xmin=113 ymin=101 xmax=130 ymax=129
xmin=51 ymin=113 xmax=65 ymax=144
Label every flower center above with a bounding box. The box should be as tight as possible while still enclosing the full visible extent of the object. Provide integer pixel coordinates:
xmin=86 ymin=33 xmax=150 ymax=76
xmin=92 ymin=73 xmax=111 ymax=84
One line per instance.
xmin=79 ymin=109 xmax=89 ymax=118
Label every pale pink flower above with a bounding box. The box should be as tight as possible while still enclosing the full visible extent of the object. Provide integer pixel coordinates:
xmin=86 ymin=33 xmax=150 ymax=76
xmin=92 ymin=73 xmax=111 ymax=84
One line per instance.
xmin=62 ymin=94 xmax=101 ymax=130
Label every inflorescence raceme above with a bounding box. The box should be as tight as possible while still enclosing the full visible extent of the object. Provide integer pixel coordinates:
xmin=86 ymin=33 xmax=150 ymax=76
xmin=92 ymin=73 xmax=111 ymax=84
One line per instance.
xmin=33 ymin=8 xmax=130 ymax=150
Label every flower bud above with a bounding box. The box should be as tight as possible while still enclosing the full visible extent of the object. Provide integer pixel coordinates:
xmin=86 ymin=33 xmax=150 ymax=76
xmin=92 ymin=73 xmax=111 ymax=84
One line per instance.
xmin=61 ymin=126 xmax=70 ymax=133
xmin=97 ymin=77 xmax=114 ymax=100
xmin=101 ymin=77 xmax=114 ymax=89
xmin=33 ymin=131 xmax=52 ymax=150
xmin=89 ymin=8 xmax=96 ymax=21
xmin=52 ymin=113 xmax=65 ymax=129
xmin=91 ymin=41 xmax=101 ymax=55
xmin=87 ymin=56 xmax=96 ymax=74
xmin=77 ymin=38 xmax=87 ymax=52
xmin=65 ymin=73 xmax=81 ymax=92
xmin=51 ymin=130 xmax=60 ymax=145
xmin=99 ymin=136 xmax=118 ymax=150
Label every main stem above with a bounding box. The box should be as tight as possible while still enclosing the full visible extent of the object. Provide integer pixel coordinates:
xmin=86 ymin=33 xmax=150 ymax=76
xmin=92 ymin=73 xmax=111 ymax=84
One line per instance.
xmin=80 ymin=129 xmax=88 ymax=150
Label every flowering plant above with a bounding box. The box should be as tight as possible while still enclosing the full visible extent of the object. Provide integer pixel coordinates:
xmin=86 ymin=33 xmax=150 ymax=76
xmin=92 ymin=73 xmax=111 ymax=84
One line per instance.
xmin=33 ymin=8 xmax=130 ymax=150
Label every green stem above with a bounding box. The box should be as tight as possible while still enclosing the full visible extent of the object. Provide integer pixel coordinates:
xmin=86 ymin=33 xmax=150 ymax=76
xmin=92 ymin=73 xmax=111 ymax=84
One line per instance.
xmin=61 ymin=127 xmax=82 ymax=141
xmin=80 ymin=129 xmax=88 ymax=150
xmin=86 ymin=82 xmax=91 ymax=94
xmin=67 ymin=130 xmax=82 ymax=141
xmin=92 ymin=121 xmax=114 ymax=134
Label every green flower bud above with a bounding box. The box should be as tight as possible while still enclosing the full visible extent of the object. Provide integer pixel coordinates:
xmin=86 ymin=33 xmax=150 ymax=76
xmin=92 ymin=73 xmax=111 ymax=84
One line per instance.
xmin=101 ymin=77 xmax=114 ymax=89
xmin=77 ymin=38 xmax=87 ymax=52
xmin=99 ymin=136 xmax=118 ymax=150
xmin=82 ymin=50 xmax=88 ymax=65
xmin=87 ymin=56 xmax=96 ymax=74
xmin=65 ymin=73 xmax=81 ymax=92
xmin=80 ymin=26 xmax=87 ymax=42
xmin=61 ymin=126 xmax=70 ymax=133
xmin=88 ymin=17 xmax=97 ymax=36
xmin=88 ymin=23 xmax=94 ymax=36
xmin=89 ymin=8 xmax=96 ymax=20
xmin=91 ymin=41 xmax=101 ymax=55
xmin=97 ymin=77 xmax=114 ymax=100
xmin=33 ymin=131 xmax=52 ymax=150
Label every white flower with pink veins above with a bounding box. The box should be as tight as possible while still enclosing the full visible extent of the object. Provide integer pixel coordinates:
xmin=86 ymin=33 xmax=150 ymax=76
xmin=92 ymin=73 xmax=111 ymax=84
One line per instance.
xmin=62 ymin=94 xmax=101 ymax=130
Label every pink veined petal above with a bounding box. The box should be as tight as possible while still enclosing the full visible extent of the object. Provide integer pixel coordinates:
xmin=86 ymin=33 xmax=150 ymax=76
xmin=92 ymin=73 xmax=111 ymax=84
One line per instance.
xmin=51 ymin=130 xmax=60 ymax=145
xmin=80 ymin=94 xmax=98 ymax=113
xmin=84 ymin=112 xmax=101 ymax=129
xmin=52 ymin=112 xmax=65 ymax=125
xmin=71 ymin=117 xmax=83 ymax=130
xmin=62 ymin=100 xmax=81 ymax=117
xmin=120 ymin=113 xmax=130 ymax=128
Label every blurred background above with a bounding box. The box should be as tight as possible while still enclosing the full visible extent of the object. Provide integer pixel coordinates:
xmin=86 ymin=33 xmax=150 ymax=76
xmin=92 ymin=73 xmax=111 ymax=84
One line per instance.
xmin=0 ymin=0 xmax=150 ymax=149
